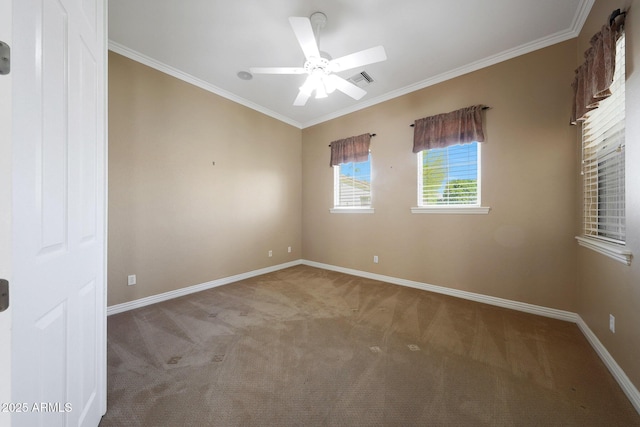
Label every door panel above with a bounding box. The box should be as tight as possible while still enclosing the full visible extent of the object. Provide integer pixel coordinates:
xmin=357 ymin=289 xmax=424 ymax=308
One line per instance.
xmin=0 ymin=1 xmax=11 ymax=426
xmin=41 ymin=0 xmax=70 ymax=254
xmin=34 ymin=303 xmax=67 ymax=426
xmin=79 ymin=43 xmax=98 ymax=243
xmin=12 ymin=0 xmax=106 ymax=425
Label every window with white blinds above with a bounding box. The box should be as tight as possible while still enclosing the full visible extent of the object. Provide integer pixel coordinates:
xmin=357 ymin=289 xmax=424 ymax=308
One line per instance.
xmin=582 ymin=32 xmax=625 ymax=244
xmin=417 ymin=142 xmax=480 ymax=206
xmin=333 ymin=154 xmax=371 ymax=208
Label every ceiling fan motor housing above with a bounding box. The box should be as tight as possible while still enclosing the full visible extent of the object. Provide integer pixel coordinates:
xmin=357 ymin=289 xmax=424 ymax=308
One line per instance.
xmin=249 ymin=11 xmax=385 ymax=106
xmin=304 ymin=56 xmax=330 ymax=75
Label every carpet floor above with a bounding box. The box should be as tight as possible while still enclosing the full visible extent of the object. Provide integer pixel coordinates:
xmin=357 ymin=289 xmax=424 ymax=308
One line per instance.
xmin=100 ymin=265 xmax=640 ymax=426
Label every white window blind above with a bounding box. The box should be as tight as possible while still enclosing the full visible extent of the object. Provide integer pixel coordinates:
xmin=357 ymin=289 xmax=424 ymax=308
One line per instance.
xmin=582 ymin=32 xmax=625 ymax=244
xmin=418 ymin=142 xmax=480 ymax=206
xmin=333 ymin=154 xmax=371 ymax=207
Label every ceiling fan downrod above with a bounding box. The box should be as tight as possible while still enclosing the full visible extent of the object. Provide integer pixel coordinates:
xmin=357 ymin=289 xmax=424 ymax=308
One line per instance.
xmin=248 ymin=11 xmax=386 ymax=106
xmin=309 ymin=12 xmax=327 ymax=51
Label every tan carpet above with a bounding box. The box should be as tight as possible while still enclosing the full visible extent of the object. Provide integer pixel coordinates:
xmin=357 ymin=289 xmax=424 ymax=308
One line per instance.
xmin=100 ymin=265 xmax=640 ymax=426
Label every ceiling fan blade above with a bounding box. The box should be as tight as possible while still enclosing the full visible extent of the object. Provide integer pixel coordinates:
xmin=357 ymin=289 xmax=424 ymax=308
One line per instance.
xmin=250 ymin=67 xmax=306 ymax=75
xmin=293 ymin=90 xmax=311 ymax=106
xmin=329 ymin=46 xmax=387 ymax=73
xmin=329 ymin=75 xmax=367 ymax=100
xmin=289 ymin=17 xmax=320 ymax=59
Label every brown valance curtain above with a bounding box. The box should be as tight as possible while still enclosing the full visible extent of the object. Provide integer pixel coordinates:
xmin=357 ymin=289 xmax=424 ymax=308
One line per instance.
xmin=571 ymin=10 xmax=626 ymax=124
xmin=412 ymin=105 xmax=486 ymax=153
xmin=329 ymin=133 xmax=371 ymax=167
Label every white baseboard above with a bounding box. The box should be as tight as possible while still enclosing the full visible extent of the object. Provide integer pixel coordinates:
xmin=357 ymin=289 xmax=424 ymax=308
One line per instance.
xmin=106 ymin=260 xmax=302 ymax=316
xmin=301 ymin=260 xmax=577 ymax=322
xmin=106 ymin=258 xmax=640 ymax=413
xmin=301 ymin=259 xmax=640 ymax=413
xmin=575 ymin=316 xmax=640 ymax=413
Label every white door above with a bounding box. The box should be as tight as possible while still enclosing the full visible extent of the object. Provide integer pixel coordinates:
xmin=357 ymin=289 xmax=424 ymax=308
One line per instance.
xmin=0 ymin=0 xmax=13 ymax=426
xmin=12 ymin=0 xmax=107 ymax=426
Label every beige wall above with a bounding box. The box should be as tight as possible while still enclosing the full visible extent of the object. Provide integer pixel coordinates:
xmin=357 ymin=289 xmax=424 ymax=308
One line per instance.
xmin=108 ymin=0 xmax=640 ymax=395
xmin=107 ymin=52 xmax=302 ymax=306
xmin=302 ymin=40 xmax=578 ymax=312
xmin=575 ymin=0 xmax=640 ymax=389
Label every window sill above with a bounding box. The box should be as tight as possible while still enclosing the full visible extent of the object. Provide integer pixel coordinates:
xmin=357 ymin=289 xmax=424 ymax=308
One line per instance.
xmin=411 ymin=206 xmax=491 ymax=215
xmin=330 ymin=207 xmax=375 ymax=214
xmin=575 ymin=236 xmax=632 ymax=265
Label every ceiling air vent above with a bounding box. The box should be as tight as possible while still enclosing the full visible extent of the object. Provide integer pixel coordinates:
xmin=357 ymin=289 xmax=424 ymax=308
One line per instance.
xmin=347 ymin=71 xmax=374 ymax=88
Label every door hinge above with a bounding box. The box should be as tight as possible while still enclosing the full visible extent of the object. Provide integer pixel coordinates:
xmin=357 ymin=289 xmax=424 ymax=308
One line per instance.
xmin=0 ymin=41 xmax=10 ymax=75
xmin=0 ymin=279 xmax=7 ymax=312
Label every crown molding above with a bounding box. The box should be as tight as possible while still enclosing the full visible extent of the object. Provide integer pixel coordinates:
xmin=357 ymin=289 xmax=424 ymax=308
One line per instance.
xmin=109 ymin=0 xmax=594 ymax=130
xmin=301 ymin=0 xmax=593 ymax=128
xmin=108 ymin=41 xmax=303 ymax=129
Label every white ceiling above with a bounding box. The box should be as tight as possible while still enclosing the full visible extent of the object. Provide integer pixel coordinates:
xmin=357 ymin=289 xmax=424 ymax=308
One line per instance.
xmin=108 ymin=0 xmax=593 ymax=129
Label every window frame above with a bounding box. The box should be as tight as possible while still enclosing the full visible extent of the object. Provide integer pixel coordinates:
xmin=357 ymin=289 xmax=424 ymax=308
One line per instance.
xmin=576 ymin=31 xmax=631 ymax=265
xmin=412 ymin=142 xmax=490 ymax=215
xmin=330 ymin=153 xmax=374 ymax=214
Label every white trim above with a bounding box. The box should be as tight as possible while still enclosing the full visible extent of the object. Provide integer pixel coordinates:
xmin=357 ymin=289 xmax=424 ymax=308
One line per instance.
xmin=107 ymin=41 xmax=303 ymax=129
xmin=571 ymin=0 xmax=596 ymax=38
xmin=411 ymin=206 xmax=490 ymax=215
xmin=106 ymin=260 xmax=302 ymax=316
xmin=330 ymin=208 xmax=374 ymax=214
xmin=105 ymin=256 xmax=640 ymax=414
xmin=575 ymin=236 xmax=633 ymax=265
xmin=101 ymin=0 xmax=109 ymax=417
xmin=301 ymin=260 xmax=575 ymax=321
xmin=299 ymin=1 xmax=593 ymax=129
xmin=575 ymin=316 xmax=640 ymax=413
xmin=415 ymin=143 xmax=485 ymax=213
xmin=333 ymin=165 xmax=340 ymax=208
xmin=333 ymin=154 xmax=373 ymax=210
xmin=0 ymin=0 xmax=11 ymax=424
xmin=107 ymin=0 xmax=593 ymax=131
xmin=301 ymin=259 xmax=640 ymax=414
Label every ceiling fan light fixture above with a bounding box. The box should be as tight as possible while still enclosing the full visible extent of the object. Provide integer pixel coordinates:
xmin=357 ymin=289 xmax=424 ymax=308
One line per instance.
xmin=322 ymin=75 xmax=337 ymax=94
xmin=315 ymin=84 xmax=328 ymax=99
xmin=299 ymin=85 xmax=313 ymax=96
xmin=300 ymin=74 xmax=318 ymax=96
xmin=250 ymin=12 xmax=387 ymax=106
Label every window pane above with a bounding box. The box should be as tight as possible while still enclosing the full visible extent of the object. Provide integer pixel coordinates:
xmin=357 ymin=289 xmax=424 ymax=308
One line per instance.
xmin=596 ymin=147 xmax=625 ymax=241
xmin=581 ymin=32 xmax=625 ymax=244
xmin=335 ymin=155 xmax=371 ymax=207
xmin=420 ymin=142 xmax=479 ymax=206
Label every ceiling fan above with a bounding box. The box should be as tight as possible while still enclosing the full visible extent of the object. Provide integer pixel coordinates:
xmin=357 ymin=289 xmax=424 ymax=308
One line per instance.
xmin=249 ymin=12 xmax=387 ymax=106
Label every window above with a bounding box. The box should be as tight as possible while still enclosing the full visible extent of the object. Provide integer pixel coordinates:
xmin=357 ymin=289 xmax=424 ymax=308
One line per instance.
xmin=333 ymin=154 xmax=372 ymax=210
xmin=414 ymin=142 xmax=488 ymax=214
xmin=581 ymin=32 xmax=625 ymax=245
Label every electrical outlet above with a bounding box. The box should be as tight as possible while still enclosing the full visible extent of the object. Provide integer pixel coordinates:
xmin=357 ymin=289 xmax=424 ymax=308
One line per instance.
xmin=127 ymin=275 xmax=136 ymax=286
xmin=268 ymin=250 xmax=273 ymax=257
xmin=610 ymin=314 xmax=615 ymax=333
xmin=288 ymin=246 xmax=292 ymax=253
xmin=373 ymin=255 xmax=379 ymax=264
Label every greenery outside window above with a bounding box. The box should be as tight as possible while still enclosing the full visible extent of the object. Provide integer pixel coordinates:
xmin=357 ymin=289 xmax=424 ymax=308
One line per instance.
xmin=413 ymin=142 xmax=488 ymax=214
xmin=418 ymin=142 xmax=479 ymax=205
